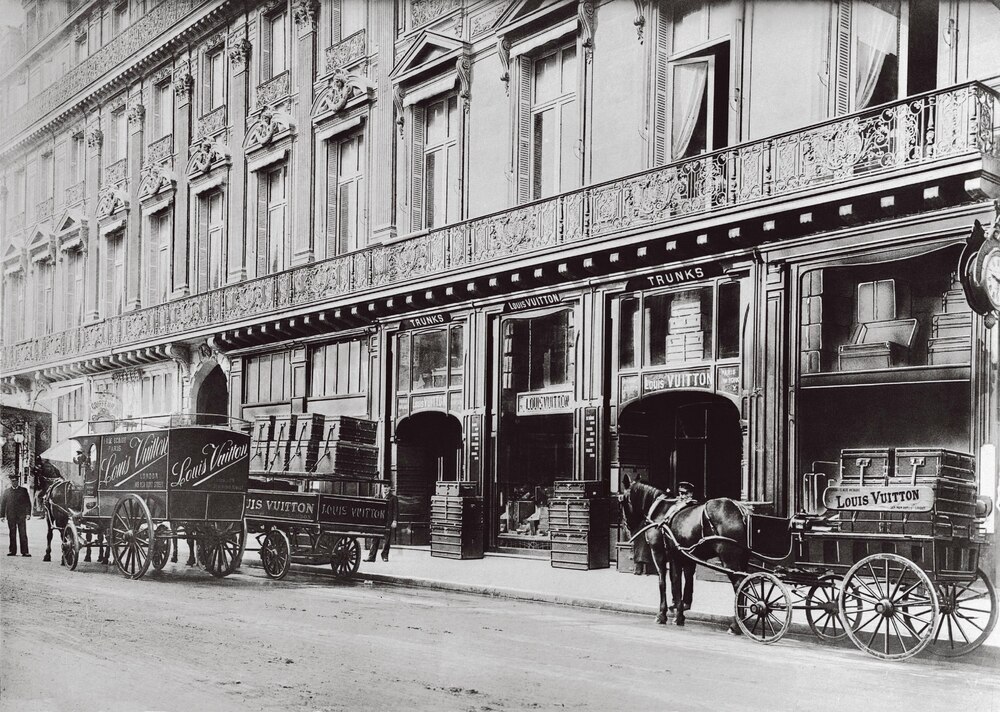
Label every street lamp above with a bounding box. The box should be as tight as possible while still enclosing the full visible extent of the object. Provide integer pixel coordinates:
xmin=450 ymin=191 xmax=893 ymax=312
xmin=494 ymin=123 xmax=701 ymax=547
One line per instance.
xmin=13 ymin=432 xmax=25 ymax=486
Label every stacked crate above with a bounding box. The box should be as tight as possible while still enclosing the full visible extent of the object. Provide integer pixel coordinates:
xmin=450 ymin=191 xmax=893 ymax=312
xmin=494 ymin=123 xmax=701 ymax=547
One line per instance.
xmin=837 ymin=448 xmax=978 ymax=539
xmin=549 ymin=480 xmax=610 ymax=570
xmin=928 ymin=275 xmax=972 ymax=365
xmin=430 ymin=482 xmax=483 ymax=559
xmin=313 ymin=415 xmax=379 ymax=478
xmin=286 ymin=413 xmax=324 ymax=472
xmin=665 ymin=293 xmax=705 ymax=364
xmin=249 ymin=416 xmax=275 ymax=472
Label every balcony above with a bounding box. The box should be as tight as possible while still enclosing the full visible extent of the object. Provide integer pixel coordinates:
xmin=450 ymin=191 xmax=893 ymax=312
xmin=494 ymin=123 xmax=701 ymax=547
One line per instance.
xmin=2 ymin=82 xmax=998 ymax=375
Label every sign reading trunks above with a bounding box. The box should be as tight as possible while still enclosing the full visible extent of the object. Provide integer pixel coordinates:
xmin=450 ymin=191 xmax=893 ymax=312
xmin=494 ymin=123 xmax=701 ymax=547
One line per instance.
xmin=625 ymin=262 xmax=724 ymax=292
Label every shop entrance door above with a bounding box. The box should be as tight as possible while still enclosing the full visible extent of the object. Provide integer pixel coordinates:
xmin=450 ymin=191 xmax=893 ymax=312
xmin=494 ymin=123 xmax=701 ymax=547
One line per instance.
xmin=618 ymin=391 xmax=741 ymax=501
xmin=394 ymin=411 xmax=463 ymax=545
xmin=194 ymin=365 xmax=229 ymax=425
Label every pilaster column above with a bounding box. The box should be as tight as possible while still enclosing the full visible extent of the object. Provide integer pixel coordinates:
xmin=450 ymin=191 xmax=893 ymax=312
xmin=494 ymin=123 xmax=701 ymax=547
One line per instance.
xmin=84 ymin=117 xmax=103 ymax=322
xmin=172 ymin=59 xmax=194 ymax=297
xmin=291 ymin=4 xmax=318 ymax=265
xmin=125 ymin=93 xmax=145 ymax=311
xmin=228 ymin=32 xmax=251 ymax=281
xmin=369 ymin=0 xmax=397 ymax=242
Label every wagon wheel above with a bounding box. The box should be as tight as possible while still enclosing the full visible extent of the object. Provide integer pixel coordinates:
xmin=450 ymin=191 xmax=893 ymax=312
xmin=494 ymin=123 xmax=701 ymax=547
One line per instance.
xmin=840 ymin=553 xmax=939 ymax=661
xmin=734 ymin=572 xmax=793 ymax=644
xmin=928 ymin=568 xmax=998 ymax=657
xmin=61 ymin=519 xmax=80 ymax=571
xmin=110 ymin=494 xmax=154 ymax=580
xmin=314 ymin=532 xmax=337 ymax=563
xmin=331 ymin=536 xmax=361 ymax=579
xmin=260 ymin=529 xmax=292 ymax=580
xmin=151 ymin=524 xmax=173 ymax=572
xmin=805 ymin=574 xmax=859 ymax=642
xmin=198 ymin=522 xmax=245 ymax=578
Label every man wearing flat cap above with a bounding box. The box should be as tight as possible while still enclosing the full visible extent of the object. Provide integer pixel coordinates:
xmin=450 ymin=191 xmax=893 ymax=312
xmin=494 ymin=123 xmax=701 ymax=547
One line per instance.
xmin=668 ymin=481 xmax=697 ymax=613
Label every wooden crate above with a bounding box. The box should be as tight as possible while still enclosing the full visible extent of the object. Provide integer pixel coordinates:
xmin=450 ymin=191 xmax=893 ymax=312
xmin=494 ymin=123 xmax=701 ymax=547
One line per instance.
xmin=321 ymin=415 xmax=379 ymax=445
xmin=548 ymin=497 xmax=610 ymax=531
xmin=435 ymin=481 xmax=479 ymax=497
xmin=431 ymin=525 xmax=484 ymax=559
xmin=615 ymin=542 xmax=635 ymax=573
xmin=550 ymin=529 xmax=610 ymax=570
xmin=552 ymin=480 xmax=606 ymax=499
xmin=313 ymin=441 xmax=379 ymax=476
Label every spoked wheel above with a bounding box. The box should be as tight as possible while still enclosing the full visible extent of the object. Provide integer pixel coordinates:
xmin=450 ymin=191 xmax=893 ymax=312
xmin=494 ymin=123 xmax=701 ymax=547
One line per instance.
xmin=928 ymin=568 xmax=998 ymax=657
xmin=331 ymin=536 xmax=361 ymax=579
xmin=840 ymin=553 xmax=939 ymax=661
xmin=314 ymin=532 xmax=337 ymax=562
xmin=197 ymin=522 xmax=245 ymax=578
xmin=110 ymin=494 xmax=154 ymax=580
xmin=260 ymin=529 xmax=292 ymax=580
xmin=805 ymin=574 xmax=857 ymax=642
xmin=61 ymin=520 xmax=80 ymax=571
xmin=151 ymin=524 xmax=173 ymax=572
xmin=734 ymin=572 xmax=793 ymax=644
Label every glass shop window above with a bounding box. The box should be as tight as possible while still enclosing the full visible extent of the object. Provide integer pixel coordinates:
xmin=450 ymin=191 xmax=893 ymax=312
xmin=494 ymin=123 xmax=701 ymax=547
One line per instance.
xmin=502 ymin=310 xmax=574 ymax=393
xmin=643 ymin=288 xmax=713 ymax=366
xmin=396 ymin=325 xmax=465 ymax=393
xmin=716 ymin=281 xmax=741 ymax=359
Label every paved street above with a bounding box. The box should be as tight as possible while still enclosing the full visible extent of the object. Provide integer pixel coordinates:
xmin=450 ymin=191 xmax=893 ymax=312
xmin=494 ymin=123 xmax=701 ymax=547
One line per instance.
xmin=2 ymin=546 xmax=997 ymax=712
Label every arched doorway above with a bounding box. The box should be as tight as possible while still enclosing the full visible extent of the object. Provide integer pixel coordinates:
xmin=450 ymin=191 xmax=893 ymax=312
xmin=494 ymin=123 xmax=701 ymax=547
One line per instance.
xmin=618 ymin=391 xmax=741 ymax=501
xmin=394 ymin=411 xmax=463 ymax=545
xmin=194 ymin=365 xmax=229 ymax=425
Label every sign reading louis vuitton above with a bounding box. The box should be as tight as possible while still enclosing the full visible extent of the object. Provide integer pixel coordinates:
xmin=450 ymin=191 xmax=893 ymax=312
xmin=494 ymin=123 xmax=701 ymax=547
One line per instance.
xmin=626 ymin=263 xmax=724 ymax=292
xmin=516 ymin=389 xmax=573 ymax=415
xmin=168 ymin=429 xmax=250 ymax=493
xmin=643 ymin=368 xmax=713 ymax=393
xmin=823 ymin=485 xmax=935 ymax=512
xmin=504 ymin=294 xmax=562 ymax=312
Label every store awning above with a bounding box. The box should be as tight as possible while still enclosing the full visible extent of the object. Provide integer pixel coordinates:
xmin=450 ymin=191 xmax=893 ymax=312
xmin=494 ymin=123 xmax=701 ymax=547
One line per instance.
xmin=39 ymin=423 xmax=91 ymax=463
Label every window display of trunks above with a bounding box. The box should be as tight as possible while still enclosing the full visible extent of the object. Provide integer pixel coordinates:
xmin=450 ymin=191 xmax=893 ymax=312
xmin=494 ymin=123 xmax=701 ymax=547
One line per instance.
xmin=430 ymin=482 xmax=483 ymax=559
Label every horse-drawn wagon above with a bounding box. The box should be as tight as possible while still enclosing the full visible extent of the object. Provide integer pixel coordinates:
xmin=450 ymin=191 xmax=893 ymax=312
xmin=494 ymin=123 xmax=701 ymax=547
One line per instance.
xmin=621 ymin=446 xmax=996 ymax=661
xmin=45 ymin=416 xmax=251 ymax=580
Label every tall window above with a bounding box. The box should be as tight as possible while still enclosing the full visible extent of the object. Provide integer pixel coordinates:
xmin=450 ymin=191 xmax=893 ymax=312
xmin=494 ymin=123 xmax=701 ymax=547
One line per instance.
xmin=262 ymin=11 xmax=288 ymax=80
xmin=331 ymin=0 xmax=366 ymax=43
xmin=35 ymin=261 xmax=55 ymax=335
xmin=423 ymin=95 xmax=460 ymax=228
xmin=265 ymin=165 xmax=287 ymax=274
xmin=528 ymin=44 xmax=579 ymax=201
xmin=309 ymin=338 xmax=370 ymax=397
xmin=146 ymin=211 xmax=171 ymax=305
xmin=68 ymin=134 xmax=85 ymax=188
xmin=4 ymin=274 xmax=26 ymax=342
xmin=669 ymin=40 xmax=729 ymax=161
xmin=111 ymin=108 xmax=128 ymax=163
xmin=198 ymin=191 xmax=225 ymax=291
xmin=851 ymin=0 xmax=899 ymax=110
xmin=112 ymin=1 xmax=129 ymax=36
xmin=74 ymin=34 xmax=88 ymax=64
xmin=244 ymin=350 xmax=292 ymax=404
xmin=205 ymin=49 xmax=225 ymax=111
xmin=103 ymin=231 xmax=125 ymax=317
xmin=332 ymin=132 xmax=364 ymax=254
xmin=65 ymin=248 xmax=86 ymax=328
xmin=152 ymin=80 xmax=173 ymax=139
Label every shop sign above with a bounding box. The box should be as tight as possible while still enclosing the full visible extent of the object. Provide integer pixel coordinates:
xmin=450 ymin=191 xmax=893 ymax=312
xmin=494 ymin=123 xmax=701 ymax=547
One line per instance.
xmin=244 ymin=491 xmax=317 ymax=522
xmin=412 ymin=393 xmax=447 ymax=411
xmin=168 ymin=428 xmax=250 ymax=493
xmin=823 ymin=485 xmax=935 ymax=512
xmin=98 ymin=430 xmax=169 ymax=490
xmin=717 ymin=365 xmax=740 ymax=397
xmin=516 ymin=389 xmax=573 ymax=415
xmin=625 ymin=262 xmax=724 ymax=292
xmin=399 ymin=313 xmax=451 ymax=330
xmin=643 ymin=368 xmax=713 ymax=393
xmin=504 ymin=294 xmax=562 ymax=312
xmin=620 ymin=375 xmax=641 ymax=403
xmin=318 ymin=495 xmax=387 ymax=527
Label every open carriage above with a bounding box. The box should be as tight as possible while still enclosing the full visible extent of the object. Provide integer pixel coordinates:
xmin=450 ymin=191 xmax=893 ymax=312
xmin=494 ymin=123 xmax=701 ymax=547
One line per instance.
xmin=242 ymin=413 xmax=388 ymax=580
xmin=726 ymin=448 xmax=996 ymax=660
xmin=47 ymin=415 xmax=251 ymax=580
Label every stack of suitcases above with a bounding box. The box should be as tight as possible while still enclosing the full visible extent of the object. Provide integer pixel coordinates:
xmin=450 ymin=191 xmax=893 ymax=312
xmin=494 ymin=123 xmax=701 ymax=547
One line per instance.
xmin=313 ymin=415 xmax=379 ymax=479
xmin=430 ymin=482 xmax=483 ymax=559
xmin=549 ymin=480 xmax=610 ymax=570
xmin=837 ymin=447 xmax=978 ymax=539
xmin=249 ymin=413 xmax=379 ymax=483
xmin=665 ymin=293 xmax=705 ymax=364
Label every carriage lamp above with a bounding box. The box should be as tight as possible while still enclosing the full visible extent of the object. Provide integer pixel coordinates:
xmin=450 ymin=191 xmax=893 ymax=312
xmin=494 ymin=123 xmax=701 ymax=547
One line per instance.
xmin=12 ymin=432 xmax=25 ymax=485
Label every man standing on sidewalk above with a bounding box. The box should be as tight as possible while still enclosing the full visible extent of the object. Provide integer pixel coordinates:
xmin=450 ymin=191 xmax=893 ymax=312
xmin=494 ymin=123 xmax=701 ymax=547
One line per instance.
xmin=365 ymin=484 xmax=398 ymax=563
xmin=1 ymin=474 xmax=32 ymax=557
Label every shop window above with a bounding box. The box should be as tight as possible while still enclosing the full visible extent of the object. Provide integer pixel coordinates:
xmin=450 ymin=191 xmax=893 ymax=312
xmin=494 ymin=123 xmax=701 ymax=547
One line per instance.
xmin=716 ymin=281 xmax=741 ymax=359
xmin=619 ymin=297 xmax=640 ymax=369
xmin=396 ymin=326 xmax=464 ymax=393
xmin=449 ymin=325 xmax=464 ymax=387
xmin=644 ymin=288 xmax=714 ymax=366
xmin=502 ymin=310 xmax=573 ymax=392
xmin=310 ymin=338 xmax=369 ymax=397
xmin=244 ymin=350 xmax=292 ymax=404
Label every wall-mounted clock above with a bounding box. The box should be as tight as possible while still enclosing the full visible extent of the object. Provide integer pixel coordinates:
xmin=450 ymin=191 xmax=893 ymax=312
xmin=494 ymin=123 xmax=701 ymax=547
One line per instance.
xmin=959 ymin=209 xmax=1000 ymax=328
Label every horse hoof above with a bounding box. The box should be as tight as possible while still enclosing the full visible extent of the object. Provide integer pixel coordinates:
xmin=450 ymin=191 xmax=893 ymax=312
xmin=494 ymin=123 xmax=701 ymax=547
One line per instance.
xmin=728 ymin=625 xmax=743 ymax=636
xmin=655 ymin=615 xmax=667 ymax=625
xmin=674 ymin=618 xmax=685 ymax=627
xmin=42 ymin=555 xmax=51 ymax=562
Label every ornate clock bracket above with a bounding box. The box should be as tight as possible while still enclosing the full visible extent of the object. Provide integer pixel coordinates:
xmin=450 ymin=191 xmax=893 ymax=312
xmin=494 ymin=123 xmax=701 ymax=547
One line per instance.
xmin=959 ymin=200 xmax=1000 ymax=328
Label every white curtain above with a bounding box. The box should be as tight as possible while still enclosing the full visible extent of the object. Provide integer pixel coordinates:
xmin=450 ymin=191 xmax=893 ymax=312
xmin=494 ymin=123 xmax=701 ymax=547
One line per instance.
xmin=671 ymin=61 xmax=710 ymax=160
xmin=854 ymin=0 xmax=900 ymax=110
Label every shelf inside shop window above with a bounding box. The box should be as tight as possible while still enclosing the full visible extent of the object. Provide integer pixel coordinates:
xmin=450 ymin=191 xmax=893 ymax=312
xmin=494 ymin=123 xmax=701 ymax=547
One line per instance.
xmin=799 ymin=365 xmax=970 ymax=389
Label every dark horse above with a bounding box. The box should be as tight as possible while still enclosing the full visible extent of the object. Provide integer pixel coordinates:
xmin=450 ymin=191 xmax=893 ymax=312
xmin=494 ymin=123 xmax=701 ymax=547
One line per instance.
xmin=619 ymin=475 xmax=749 ymax=630
xmin=41 ymin=479 xmax=108 ymax=564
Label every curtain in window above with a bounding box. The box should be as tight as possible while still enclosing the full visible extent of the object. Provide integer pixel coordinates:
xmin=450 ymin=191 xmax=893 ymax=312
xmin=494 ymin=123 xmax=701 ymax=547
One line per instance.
xmin=671 ymin=61 xmax=709 ymax=160
xmin=854 ymin=0 xmax=899 ymax=110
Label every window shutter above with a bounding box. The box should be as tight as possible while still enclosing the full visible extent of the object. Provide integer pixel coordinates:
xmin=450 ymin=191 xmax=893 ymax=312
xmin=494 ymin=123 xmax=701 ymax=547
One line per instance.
xmin=325 ymin=140 xmax=338 ymax=256
xmin=833 ymin=0 xmax=852 ymax=115
xmin=652 ymin=9 xmax=670 ymax=166
xmin=338 ymin=183 xmax=351 ymax=255
xmin=257 ymin=178 xmax=269 ymax=275
xmin=147 ymin=218 xmax=157 ymax=306
xmin=515 ymin=55 xmax=532 ymax=204
xmin=260 ymin=17 xmax=273 ymax=81
xmin=424 ymin=150 xmax=436 ymax=228
xmin=331 ymin=0 xmax=342 ymax=43
xmin=198 ymin=199 xmax=210 ymax=292
xmin=410 ymin=104 xmax=426 ymax=231
xmin=53 ymin=141 xmax=67 ymax=206
xmin=153 ymin=86 xmax=161 ymax=136
xmin=101 ymin=238 xmax=113 ymax=317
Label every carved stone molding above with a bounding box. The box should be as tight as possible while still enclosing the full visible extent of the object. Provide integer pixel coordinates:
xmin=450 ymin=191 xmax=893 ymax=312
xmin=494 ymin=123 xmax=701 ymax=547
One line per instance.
xmin=498 ymin=37 xmax=511 ymax=95
xmin=186 ymin=136 xmax=231 ymax=178
xmin=632 ymin=0 xmax=646 ymax=43
xmin=87 ymin=127 xmax=103 ymax=149
xmin=173 ymin=64 xmax=194 ymax=99
xmin=456 ymin=56 xmax=471 ymax=111
xmin=292 ymin=0 xmax=320 ymax=32
xmin=127 ymin=102 xmax=145 ymax=126
xmin=105 ymin=158 xmax=128 ymax=185
xmin=393 ymin=85 xmax=405 ymax=139
xmin=197 ymin=105 xmax=227 ymax=138
xmin=324 ymin=30 xmax=366 ymax=75
xmin=312 ymin=72 xmax=375 ymax=120
xmin=150 ymin=64 xmax=174 ymax=86
xmin=471 ymin=5 xmax=504 ymax=37
xmin=256 ymin=71 xmax=290 ymax=107
xmin=147 ymin=134 xmax=174 ymax=163
xmin=138 ymin=163 xmax=176 ymax=201
xmin=244 ymin=108 xmax=295 ymax=151
xmin=228 ymin=37 xmax=252 ymax=73
xmin=411 ymin=0 xmax=461 ymax=29
xmin=65 ymin=181 xmax=87 ymax=206
xmin=96 ymin=185 xmax=130 ymax=219
xmin=579 ymin=0 xmax=595 ymax=62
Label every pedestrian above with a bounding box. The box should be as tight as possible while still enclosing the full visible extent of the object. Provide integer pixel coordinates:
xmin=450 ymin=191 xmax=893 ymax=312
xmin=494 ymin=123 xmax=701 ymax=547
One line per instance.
xmin=364 ymin=484 xmax=398 ymax=563
xmin=668 ymin=481 xmax=698 ymax=612
xmin=1 ymin=474 xmax=33 ymax=557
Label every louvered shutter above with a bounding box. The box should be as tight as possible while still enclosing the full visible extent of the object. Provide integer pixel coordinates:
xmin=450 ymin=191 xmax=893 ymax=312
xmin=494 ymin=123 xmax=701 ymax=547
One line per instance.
xmin=101 ymin=237 xmax=113 ymax=317
xmin=833 ymin=0 xmax=852 ymax=115
xmin=146 ymin=217 xmax=157 ymax=306
xmin=515 ymin=55 xmax=532 ymax=204
xmin=198 ymin=199 xmax=210 ymax=291
xmin=325 ymin=140 xmax=339 ymax=256
xmin=331 ymin=0 xmax=342 ymax=43
xmin=652 ymin=8 xmax=670 ymax=166
xmin=338 ymin=183 xmax=350 ymax=255
xmin=257 ymin=178 xmax=269 ymax=275
xmin=260 ymin=16 xmax=273 ymax=81
xmin=410 ymin=104 xmax=426 ymax=231
xmin=53 ymin=141 xmax=67 ymax=207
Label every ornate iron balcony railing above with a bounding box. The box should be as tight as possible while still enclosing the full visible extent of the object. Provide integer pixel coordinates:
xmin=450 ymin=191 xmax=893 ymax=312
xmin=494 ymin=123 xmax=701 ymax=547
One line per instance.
xmin=2 ymin=82 xmax=998 ymax=374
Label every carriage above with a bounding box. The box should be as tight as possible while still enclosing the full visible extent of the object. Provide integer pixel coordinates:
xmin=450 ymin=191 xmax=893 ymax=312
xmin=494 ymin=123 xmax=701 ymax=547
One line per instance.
xmin=724 ymin=448 xmax=995 ymax=660
xmin=46 ymin=416 xmax=251 ymax=580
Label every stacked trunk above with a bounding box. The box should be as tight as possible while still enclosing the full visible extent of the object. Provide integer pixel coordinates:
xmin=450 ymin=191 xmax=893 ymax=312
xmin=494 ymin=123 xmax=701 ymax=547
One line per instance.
xmin=549 ymin=480 xmax=610 ymax=570
xmin=312 ymin=416 xmax=379 ymax=478
xmin=430 ymin=482 xmax=484 ymax=559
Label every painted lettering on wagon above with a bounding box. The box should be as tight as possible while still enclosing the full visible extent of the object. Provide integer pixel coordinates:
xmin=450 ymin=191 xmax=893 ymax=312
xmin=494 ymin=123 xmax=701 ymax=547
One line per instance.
xmin=99 ymin=433 xmax=169 ymax=488
xmin=245 ymin=496 xmax=316 ymax=517
xmin=822 ymin=485 xmax=935 ymax=512
xmin=171 ymin=439 xmax=249 ymax=488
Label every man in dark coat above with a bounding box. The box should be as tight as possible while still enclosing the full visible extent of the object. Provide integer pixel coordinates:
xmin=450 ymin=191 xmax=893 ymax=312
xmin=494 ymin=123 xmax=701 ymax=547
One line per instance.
xmin=667 ymin=481 xmax=698 ymax=612
xmin=1 ymin=474 xmax=33 ymax=557
xmin=364 ymin=484 xmax=399 ymax=562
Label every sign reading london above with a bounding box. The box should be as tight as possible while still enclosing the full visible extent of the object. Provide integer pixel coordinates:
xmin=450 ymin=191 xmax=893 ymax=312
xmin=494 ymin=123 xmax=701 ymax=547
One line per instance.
xmin=823 ymin=485 xmax=935 ymax=512
xmin=516 ymin=389 xmax=574 ymax=416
